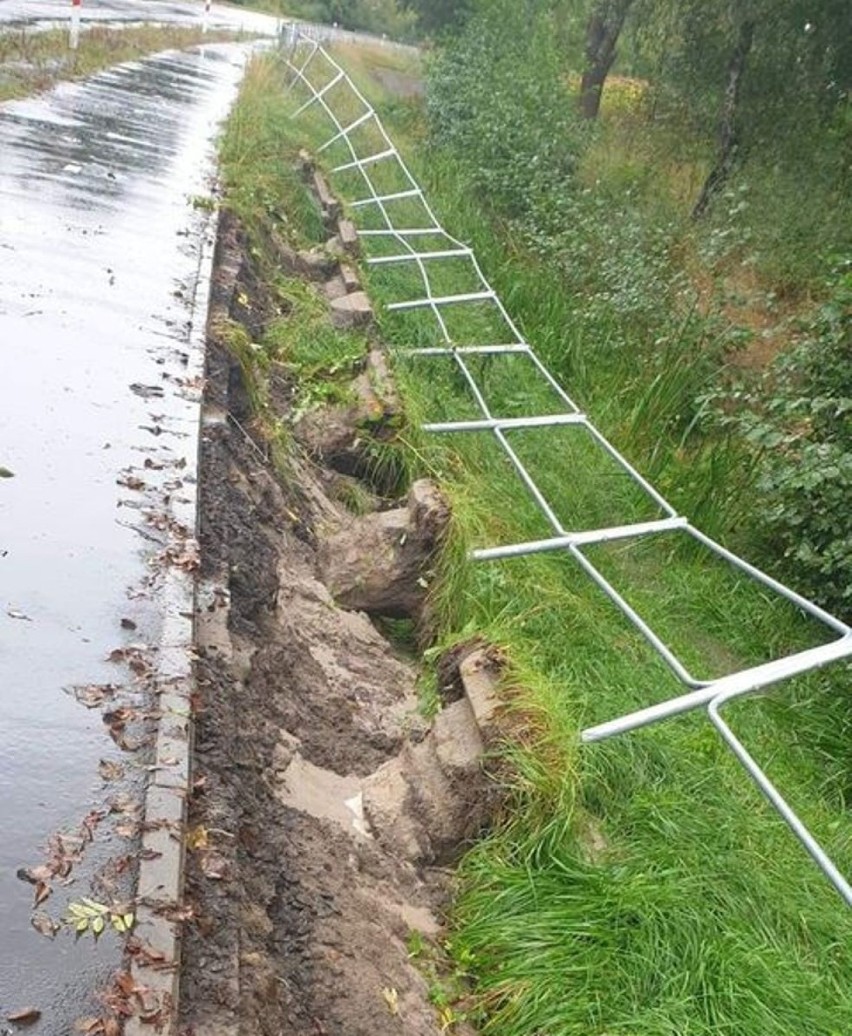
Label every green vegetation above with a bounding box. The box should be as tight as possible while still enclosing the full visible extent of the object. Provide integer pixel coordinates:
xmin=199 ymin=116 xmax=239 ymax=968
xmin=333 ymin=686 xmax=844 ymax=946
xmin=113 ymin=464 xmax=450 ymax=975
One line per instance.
xmin=424 ymin=0 xmax=852 ymax=619
xmin=216 ymin=55 xmax=373 ymax=443
xmin=0 ymin=24 xmax=246 ymax=103
xmin=219 ymin=34 xmax=852 ymax=1036
xmin=227 ymin=0 xmax=419 ymax=40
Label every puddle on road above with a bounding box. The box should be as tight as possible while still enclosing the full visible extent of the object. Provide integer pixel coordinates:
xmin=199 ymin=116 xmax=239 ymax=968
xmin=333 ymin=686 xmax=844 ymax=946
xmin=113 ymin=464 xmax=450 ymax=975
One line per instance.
xmin=0 ymin=42 xmax=252 ymax=1030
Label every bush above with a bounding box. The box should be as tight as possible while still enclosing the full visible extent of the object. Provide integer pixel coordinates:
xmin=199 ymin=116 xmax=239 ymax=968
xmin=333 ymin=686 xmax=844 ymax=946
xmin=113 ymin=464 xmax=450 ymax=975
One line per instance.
xmin=729 ymin=262 xmax=852 ymax=617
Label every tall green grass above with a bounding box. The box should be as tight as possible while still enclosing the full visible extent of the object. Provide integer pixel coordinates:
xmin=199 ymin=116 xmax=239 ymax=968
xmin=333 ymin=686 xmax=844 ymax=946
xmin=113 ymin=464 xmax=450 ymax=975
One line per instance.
xmin=226 ymin=48 xmax=852 ymax=1036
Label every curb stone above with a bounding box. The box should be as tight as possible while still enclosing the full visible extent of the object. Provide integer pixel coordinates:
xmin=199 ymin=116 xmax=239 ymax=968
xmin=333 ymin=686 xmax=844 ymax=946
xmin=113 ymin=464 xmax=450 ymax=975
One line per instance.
xmin=123 ymin=200 xmax=222 ymax=1036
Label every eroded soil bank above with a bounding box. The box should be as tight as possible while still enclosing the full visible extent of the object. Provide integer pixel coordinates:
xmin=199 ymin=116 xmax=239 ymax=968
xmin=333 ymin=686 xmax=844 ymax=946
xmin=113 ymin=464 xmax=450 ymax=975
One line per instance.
xmin=177 ymin=205 xmax=499 ymax=1035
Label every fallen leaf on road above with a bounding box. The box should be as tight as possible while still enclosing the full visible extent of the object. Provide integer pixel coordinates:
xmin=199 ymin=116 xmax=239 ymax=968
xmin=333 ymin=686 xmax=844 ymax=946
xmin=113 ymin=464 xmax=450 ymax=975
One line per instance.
xmin=114 ymin=972 xmax=138 ymax=998
xmin=74 ymin=1017 xmax=102 ymax=1033
xmin=31 ymin=913 xmax=60 ymax=939
xmin=0 ymin=466 xmax=15 ymax=478
xmin=155 ymin=901 xmax=194 ymax=923
xmin=76 ymin=1018 xmax=119 ymax=1036
xmin=108 ymin=793 xmax=138 ymax=816
xmin=120 ymin=617 xmax=137 ymax=630
xmin=16 ymin=864 xmax=52 ymax=885
xmin=98 ymin=759 xmax=124 ymax=781
xmin=33 ymin=881 xmax=51 ymax=907
xmin=129 ymin=383 xmax=164 ymax=399
xmin=117 ymin=474 xmax=146 ymax=492
xmin=7 ymin=609 xmax=32 ymax=621
xmin=102 ymin=705 xmax=136 ymax=729
xmin=81 ymin=809 xmax=106 ymax=842
xmin=127 ymin=937 xmax=172 ymax=970
xmin=109 ymin=729 xmax=147 ymax=752
xmin=7 ymin=1007 xmax=41 ymax=1024
xmin=70 ymin=684 xmax=118 ymax=708
xmin=107 ymin=646 xmax=152 ymax=677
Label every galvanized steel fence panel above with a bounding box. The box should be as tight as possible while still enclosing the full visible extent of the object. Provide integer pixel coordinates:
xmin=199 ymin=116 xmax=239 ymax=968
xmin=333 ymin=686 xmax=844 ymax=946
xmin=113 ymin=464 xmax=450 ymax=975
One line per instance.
xmin=282 ymin=30 xmax=852 ymax=907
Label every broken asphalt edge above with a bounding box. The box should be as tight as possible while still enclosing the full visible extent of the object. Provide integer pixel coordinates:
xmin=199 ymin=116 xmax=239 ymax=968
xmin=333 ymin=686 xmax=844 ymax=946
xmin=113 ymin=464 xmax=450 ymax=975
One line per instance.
xmin=123 ymin=203 xmax=220 ymax=1036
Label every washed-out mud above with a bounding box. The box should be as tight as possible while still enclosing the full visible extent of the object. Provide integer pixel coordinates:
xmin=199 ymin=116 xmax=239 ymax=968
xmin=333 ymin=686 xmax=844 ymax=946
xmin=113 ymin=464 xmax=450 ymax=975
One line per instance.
xmin=178 ymin=207 xmax=503 ymax=1035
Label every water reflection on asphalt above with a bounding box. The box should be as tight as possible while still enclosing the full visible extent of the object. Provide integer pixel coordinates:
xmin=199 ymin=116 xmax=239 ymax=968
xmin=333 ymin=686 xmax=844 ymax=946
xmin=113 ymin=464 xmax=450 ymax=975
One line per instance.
xmin=0 ymin=0 xmax=280 ymax=35
xmin=0 ymin=42 xmax=249 ymax=1030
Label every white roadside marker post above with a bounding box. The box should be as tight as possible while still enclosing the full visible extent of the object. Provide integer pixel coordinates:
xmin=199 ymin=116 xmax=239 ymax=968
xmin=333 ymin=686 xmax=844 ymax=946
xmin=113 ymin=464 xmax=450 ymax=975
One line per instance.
xmin=70 ymin=0 xmax=81 ymax=50
xmin=202 ymin=0 xmax=211 ymax=34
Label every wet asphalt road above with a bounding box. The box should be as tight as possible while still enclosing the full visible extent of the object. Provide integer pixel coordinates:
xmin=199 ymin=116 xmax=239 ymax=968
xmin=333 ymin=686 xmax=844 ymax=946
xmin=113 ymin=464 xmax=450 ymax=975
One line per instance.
xmin=0 ymin=41 xmax=251 ymax=1031
xmin=0 ymin=0 xmax=280 ymax=35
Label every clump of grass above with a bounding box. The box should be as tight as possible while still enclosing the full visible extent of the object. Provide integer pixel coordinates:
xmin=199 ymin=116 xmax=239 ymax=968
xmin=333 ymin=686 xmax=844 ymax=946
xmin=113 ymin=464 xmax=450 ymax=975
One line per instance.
xmin=218 ymin=55 xmax=326 ymax=252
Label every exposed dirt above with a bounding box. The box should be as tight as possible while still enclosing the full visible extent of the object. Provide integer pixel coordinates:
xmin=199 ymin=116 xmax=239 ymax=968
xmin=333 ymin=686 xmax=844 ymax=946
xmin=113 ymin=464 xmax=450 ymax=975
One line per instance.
xmin=177 ymin=214 xmax=480 ymax=1036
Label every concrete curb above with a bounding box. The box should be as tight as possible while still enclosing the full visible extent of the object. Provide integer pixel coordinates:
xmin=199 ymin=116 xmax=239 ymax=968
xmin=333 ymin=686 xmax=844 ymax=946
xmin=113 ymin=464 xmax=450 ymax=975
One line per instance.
xmin=123 ymin=201 xmax=220 ymax=1036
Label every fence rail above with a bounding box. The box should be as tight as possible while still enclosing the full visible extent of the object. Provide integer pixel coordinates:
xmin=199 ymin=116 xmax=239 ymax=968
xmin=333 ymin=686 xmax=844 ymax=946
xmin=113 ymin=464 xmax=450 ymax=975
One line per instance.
xmin=282 ymin=30 xmax=852 ymax=908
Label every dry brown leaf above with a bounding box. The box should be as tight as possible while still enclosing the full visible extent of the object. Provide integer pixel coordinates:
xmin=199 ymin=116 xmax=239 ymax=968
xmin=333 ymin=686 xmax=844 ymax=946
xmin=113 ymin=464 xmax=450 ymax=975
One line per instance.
xmin=155 ymin=901 xmax=194 ymax=923
xmin=114 ymin=972 xmax=137 ymax=997
xmin=127 ymin=938 xmax=173 ymax=971
xmin=33 ymin=881 xmax=51 ymax=907
xmin=98 ymin=760 xmax=124 ymax=781
xmin=81 ymin=809 xmax=106 ymax=841
xmin=16 ymin=864 xmax=52 ymax=885
xmin=70 ymin=684 xmax=118 ymax=709
xmin=75 ymin=1018 xmax=119 ymax=1036
xmin=117 ymin=474 xmax=146 ymax=492
xmin=111 ymin=732 xmax=146 ymax=752
xmin=74 ymin=1018 xmax=103 ymax=1034
xmin=6 ymin=1007 xmax=41 ymax=1024
xmin=107 ymin=793 xmax=138 ymax=816
xmin=30 ymin=913 xmax=59 ymax=939
xmin=186 ymin=826 xmax=208 ymax=851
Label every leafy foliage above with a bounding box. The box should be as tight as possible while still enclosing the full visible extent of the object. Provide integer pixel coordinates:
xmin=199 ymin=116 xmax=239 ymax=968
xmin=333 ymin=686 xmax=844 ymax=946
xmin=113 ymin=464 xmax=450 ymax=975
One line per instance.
xmin=64 ymin=898 xmax=134 ymax=939
xmin=279 ymin=0 xmax=418 ymax=40
xmin=427 ymin=0 xmax=581 ymax=228
xmin=724 ymin=263 xmax=852 ymax=616
xmin=398 ymin=0 xmax=473 ymax=34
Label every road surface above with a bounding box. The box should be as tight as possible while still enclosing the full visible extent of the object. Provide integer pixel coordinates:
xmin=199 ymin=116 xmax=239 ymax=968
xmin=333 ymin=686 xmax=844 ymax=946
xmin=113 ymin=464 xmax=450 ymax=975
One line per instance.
xmin=0 ymin=0 xmax=280 ymax=35
xmin=0 ymin=38 xmax=252 ymax=1032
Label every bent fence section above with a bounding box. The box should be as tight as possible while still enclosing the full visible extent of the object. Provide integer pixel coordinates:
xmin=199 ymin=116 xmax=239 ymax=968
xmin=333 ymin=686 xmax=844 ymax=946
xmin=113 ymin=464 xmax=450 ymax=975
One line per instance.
xmin=282 ymin=29 xmax=852 ymax=907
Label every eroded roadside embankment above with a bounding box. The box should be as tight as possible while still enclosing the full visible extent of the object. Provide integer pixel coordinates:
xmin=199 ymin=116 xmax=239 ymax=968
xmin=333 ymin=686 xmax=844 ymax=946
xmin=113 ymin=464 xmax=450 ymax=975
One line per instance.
xmin=177 ymin=173 xmax=504 ymax=1034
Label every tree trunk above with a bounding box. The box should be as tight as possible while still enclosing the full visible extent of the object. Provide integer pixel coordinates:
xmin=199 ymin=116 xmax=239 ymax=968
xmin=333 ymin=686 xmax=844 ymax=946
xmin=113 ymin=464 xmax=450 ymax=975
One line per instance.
xmin=692 ymin=19 xmax=756 ymax=219
xmin=579 ymin=0 xmax=635 ymax=120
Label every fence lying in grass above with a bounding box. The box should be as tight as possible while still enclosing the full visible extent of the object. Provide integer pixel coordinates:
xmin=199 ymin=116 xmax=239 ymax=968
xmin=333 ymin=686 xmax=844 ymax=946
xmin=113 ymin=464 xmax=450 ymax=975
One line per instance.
xmin=282 ymin=28 xmax=852 ymax=907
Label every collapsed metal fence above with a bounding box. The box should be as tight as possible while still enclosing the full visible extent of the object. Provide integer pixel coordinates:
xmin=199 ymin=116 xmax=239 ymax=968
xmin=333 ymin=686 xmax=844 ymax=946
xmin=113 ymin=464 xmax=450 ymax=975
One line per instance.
xmin=282 ymin=29 xmax=852 ymax=907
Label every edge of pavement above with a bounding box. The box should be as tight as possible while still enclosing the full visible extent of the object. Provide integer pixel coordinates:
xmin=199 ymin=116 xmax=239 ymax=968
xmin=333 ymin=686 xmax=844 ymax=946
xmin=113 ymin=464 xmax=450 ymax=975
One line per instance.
xmin=123 ymin=199 xmax=220 ymax=1036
